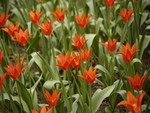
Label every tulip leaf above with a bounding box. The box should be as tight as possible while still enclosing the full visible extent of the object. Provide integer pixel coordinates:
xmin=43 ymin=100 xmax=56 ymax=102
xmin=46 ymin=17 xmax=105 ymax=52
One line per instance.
xmin=131 ymin=58 xmax=142 ymax=65
xmin=85 ymin=34 xmax=96 ymax=49
xmin=95 ymin=65 xmax=111 ymax=77
xmin=70 ymin=94 xmax=80 ymax=113
xmin=140 ymin=12 xmax=149 ymax=27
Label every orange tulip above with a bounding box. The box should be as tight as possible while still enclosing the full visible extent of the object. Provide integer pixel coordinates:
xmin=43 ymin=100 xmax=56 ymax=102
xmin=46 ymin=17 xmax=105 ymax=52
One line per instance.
xmin=77 ymin=66 xmax=98 ymax=84
xmin=55 ymin=51 xmax=71 ymax=70
xmin=127 ymin=73 xmax=148 ymax=91
xmin=118 ymin=9 xmax=134 ymax=22
xmin=38 ymin=0 xmax=44 ymax=2
xmin=80 ymin=49 xmax=91 ymax=62
xmin=12 ymin=29 xmax=32 ymax=46
xmin=45 ymin=90 xmax=61 ymax=107
xmin=118 ymin=91 xmax=146 ymax=113
xmin=2 ymin=22 xmax=20 ymax=37
xmin=31 ymin=105 xmax=53 ymax=113
xmin=0 ymin=12 xmax=11 ymax=27
xmin=117 ymin=43 xmax=139 ymax=64
xmin=75 ymin=13 xmax=92 ymax=28
xmin=50 ymin=8 xmax=66 ymax=22
xmin=0 ymin=74 xmax=7 ymax=90
xmin=105 ymin=0 xmax=115 ymax=8
xmin=71 ymin=34 xmax=88 ymax=50
xmin=71 ymin=51 xmax=82 ymax=69
xmin=38 ymin=20 xmax=54 ymax=36
xmin=4 ymin=62 xmax=28 ymax=80
xmin=0 ymin=50 xmax=4 ymax=65
xmin=100 ymin=38 xmax=117 ymax=52
xmin=29 ymin=10 xmax=44 ymax=24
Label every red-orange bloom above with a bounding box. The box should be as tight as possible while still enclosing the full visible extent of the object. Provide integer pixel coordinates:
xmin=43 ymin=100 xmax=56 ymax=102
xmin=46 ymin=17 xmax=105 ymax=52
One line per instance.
xmin=118 ymin=9 xmax=134 ymax=22
xmin=4 ymin=62 xmax=28 ymax=80
xmin=12 ymin=29 xmax=32 ymax=46
xmin=0 ymin=12 xmax=11 ymax=27
xmin=55 ymin=51 xmax=71 ymax=70
xmin=44 ymin=90 xmax=61 ymax=107
xmin=77 ymin=66 xmax=98 ymax=84
xmin=71 ymin=51 xmax=82 ymax=69
xmin=80 ymin=49 xmax=91 ymax=62
xmin=118 ymin=91 xmax=146 ymax=113
xmin=2 ymin=22 xmax=20 ymax=37
xmin=50 ymin=8 xmax=66 ymax=22
xmin=127 ymin=73 xmax=148 ymax=91
xmin=31 ymin=105 xmax=53 ymax=113
xmin=29 ymin=10 xmax=44 ymax=24
xmin=100 ymin=38 xmax=117 ymax=52
xmin=105 ymin=0 xmax=115 ymax=8
xmin=38 ymin=0 xmax=44 ymax=2
xmin=75 ymin=13 xmax=92 ymax=28
xmin=38 ymin=20 xmax=54 ymax=36
xmin=0 ymin=74 xmax=7 ymax=90
xmin=117 ymin=43 xmax=139 ymax=64
xmin=0 ymin=50 xmax=4 ymax=65
xmin=71 ymin=34 xmax=88 ymax=50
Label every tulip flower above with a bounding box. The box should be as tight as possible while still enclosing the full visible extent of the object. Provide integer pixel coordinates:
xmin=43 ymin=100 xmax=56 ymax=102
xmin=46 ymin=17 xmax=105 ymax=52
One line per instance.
xmin=38 ymin=0 xmax=44 ymax=2
xmin=2 ymin=22 xmax=20 ymax=37
xmin=0 ymin=50 xmax=4 ymax=65
xmin=4 ymin=62 xmax=28 ymax=80
xmin=117 ymin=43 xmax=139 ymax=64
xmin=0 ymin=12 xmax=11 ymax=27
xmin=105 ymin=0 xmax=115 ymax=8
xmin=38 ymin=20 xmax=54 ymax=36
xmin=71 ymin=51 xmax=82 ymax=69
xmin=118 ymin=9 xmax=134 ymax=22
xmin=100 ymin=38 xmax=118 ymax=52
xmin=80 ymin=49 xmax=91 ymax=62
xmin=75 ymin=13 xmax=92 ymax=28
xmin=127 ymin=73 xmax=148 ymax=91
xmin=55 ymin=51 xmax=71 ymax=70
xmin=0 ymin=74 xmax=7 ymax=90
xmin=50 ymin=8 xmax=66 ymax=22
xmin=71 ymin=34 xmax=88 ymax=50
xmin=118 ymin=91 xmax=146 ymax=113
xmin=45 ymin=90 xmax=61 ymax=107
xmin=31 ymin=105 xmax=53 ymax=113
xmin=77 ymin=66 xmax=98 ymax=84
xmin=29 ymin=10 xmax=44 ymax=24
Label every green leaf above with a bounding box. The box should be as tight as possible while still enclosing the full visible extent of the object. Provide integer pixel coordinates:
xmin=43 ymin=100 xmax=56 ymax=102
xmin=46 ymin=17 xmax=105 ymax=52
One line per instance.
xmin=85 ymin=34 xmax=96 ymax=49
xmin=95 ymin=65 xmax=111 ymax=77
xmin=70 ymin=94 xmax=80 ymax=113
xmin=131 ymin=58 xmax=142 ymax=65
xmin=140 ymin=12 xmax=149 ymax=27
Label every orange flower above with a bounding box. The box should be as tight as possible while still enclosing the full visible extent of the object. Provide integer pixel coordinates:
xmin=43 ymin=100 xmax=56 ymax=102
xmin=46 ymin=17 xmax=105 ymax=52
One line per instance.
xmin=4 ymin=62 xmax=28 ymax=80
xmin=55 ymin=51 xmax=71 ymax=70
xmin=118 ymin=9 xmax=134 ymax=22
xmin=117 ymin=43 xmax=139 ymax=64
xmin=31 ymin=105 xmax=53 ymax=113
xmin=50 ymin=8 xmax=66 ymax=22
xmin=38 ymin=20 xmax=54 ymax=36
xmin=29 ymin=10 xmax=44 ymax=24
xmin=77 ymin=66 xmax=98 ymax=84
xmin=44 ymin=90 xmax=61 ymax=107
xmin=38 ymin=0 xmax=44 ymax=2
xmin=105 ymin=0 xmax=115 ymax=8
xmin=2 ymin=22 xmax=20 ymax=37
xmin=80 ymin=49 xmax=91 ymax=62
xmin=100 ymin=38 xmax=117 ymax=52
xmin=118 ymin=91 xmax=146 ymax=113
xmin=0 ymin=74 xmax=7 ymax=90
xmin=127 ymin=73 xmax=148 ymax=91
xmin=0 ymin=12 xmax=11 ymax=27
xmin=71 ymin=34 xmax=88 ymax=50
xmin=12 ymin=29 xmax=32 ymax=46
xmin=75 ymin=13 xmax=92 ymax=28
xmin=71 ymin=51 xmax=82 ymax=69
xmin=0 ymin=50 xmax=4 ymax=65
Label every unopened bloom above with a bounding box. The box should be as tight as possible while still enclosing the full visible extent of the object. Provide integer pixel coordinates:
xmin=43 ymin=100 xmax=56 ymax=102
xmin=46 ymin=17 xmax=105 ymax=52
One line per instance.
xmin=29 ymin=10 xmax=44 ymax=24
xmin=0 ymin=51 xmax=4 ymax=65
xmin=13 ymin=29 xmax=32 ymax=46
xmin=71 ymin=34 xmax=88 ymax=50
xmin=55 ymin=51 xmax=71 ymax=70
xmin=75 ymin=13 xmax=92 ymax=28
xmin=118 ymin=9 xmax=134 ymax=22
xmin=31 ymin=105 xmax=53 ymax=113
xmin=117 ymin=43 xmax=139 ymax=64
xmin=4 ymin=62 xmax=28 ymax=80
xmin=38 ymin=20 xmax=54 ymax=36
xmin=80 ymin=49 xmax=91 ymax=62
xmin=105 ymin=0 xmax=115 ymax=8
xmin=77 ymin=66 xmax=98 ymax=84
xmin=71 ymin=51 xmax=82 ymax=69
xmin=0 ymin=12 xmax=11 ymax=27
xmin=45 ymin=90 xmax=61 ymax=107
xmin=118 ymin=91 xmax=146 ymax=113
xmin=100 ymin=38 xmax=117 ymax=52
xmin=0 ymin=74 xmax=7 ymax=90
xmin=127 ymin=73 xmax=148 ymax=91
xmin=50 ymin=8 xmax=66 ymax=22
xmin=2 ymin=22 xmax=20 ymax=37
